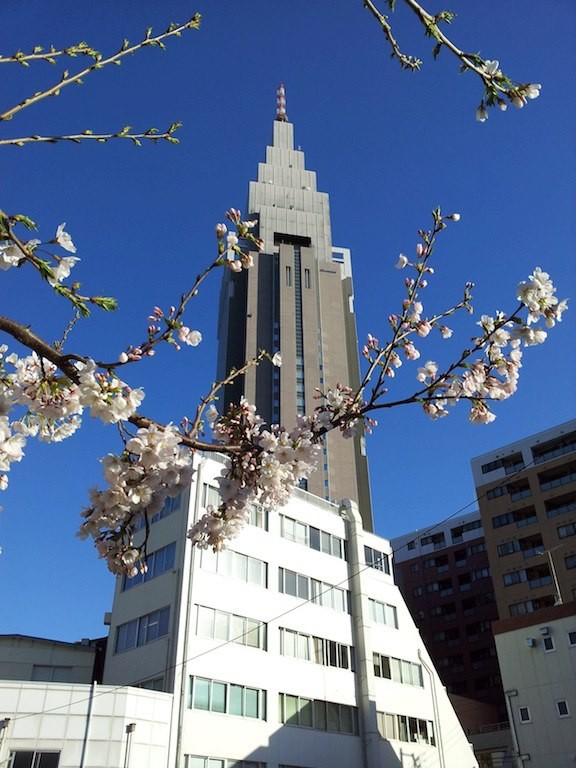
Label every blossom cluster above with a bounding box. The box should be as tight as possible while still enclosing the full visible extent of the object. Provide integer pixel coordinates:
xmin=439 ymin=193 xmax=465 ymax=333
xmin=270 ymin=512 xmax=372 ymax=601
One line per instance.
xmin=0 ymin=346 xmax=144 ymax=486
xmin=314 ymin=382 xmax=377 ymax=439
xmin=0 ymin=222 xmax=78 ymax=284
xmin=216 ymin=208 xmax=264 ymax=272
xmin=188 ymin=398 xmax=321 ymax=551
xmin=78 ymin=424 xmax=195 ymax=575
xmin=475 ymin=59 xmax=541 ymax=122
xmin=357 ymin=218 xmax=567 ymax=427
xmin=413 ymin=267 xmax=567 ymax=424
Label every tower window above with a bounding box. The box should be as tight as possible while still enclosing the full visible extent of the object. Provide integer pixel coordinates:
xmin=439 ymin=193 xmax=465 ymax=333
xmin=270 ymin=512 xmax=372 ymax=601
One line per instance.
xmin=285 ymin=266 xmax=292 ymax=286
xmin=304 ymin=268 xmax=311 ymax=289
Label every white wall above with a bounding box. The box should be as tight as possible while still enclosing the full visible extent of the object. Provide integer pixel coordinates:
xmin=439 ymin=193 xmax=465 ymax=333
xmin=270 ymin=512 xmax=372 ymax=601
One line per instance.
xmin=0 ymin=682 xmax=172 ymax=768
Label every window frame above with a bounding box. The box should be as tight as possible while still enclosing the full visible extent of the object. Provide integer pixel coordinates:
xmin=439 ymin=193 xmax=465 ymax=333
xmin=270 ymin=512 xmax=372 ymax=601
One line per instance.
xmin=518 ymin=706 xmax=531 ymax=723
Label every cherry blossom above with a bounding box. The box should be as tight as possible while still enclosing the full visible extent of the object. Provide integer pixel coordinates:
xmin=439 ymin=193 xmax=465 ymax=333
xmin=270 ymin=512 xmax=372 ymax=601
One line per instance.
xmin=54 ymin=223 xmax=77 ymax=253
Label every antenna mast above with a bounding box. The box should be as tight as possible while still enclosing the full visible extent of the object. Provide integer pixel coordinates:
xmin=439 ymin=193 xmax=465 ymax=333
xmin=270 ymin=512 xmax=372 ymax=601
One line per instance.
xmin=275 ymin=83 xmax=288 ymax=122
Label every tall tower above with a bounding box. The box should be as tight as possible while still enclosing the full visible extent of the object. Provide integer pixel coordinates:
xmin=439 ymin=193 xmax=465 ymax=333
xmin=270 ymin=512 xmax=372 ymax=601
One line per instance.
xmin=218 ymin=85 xmax=372 ymax=530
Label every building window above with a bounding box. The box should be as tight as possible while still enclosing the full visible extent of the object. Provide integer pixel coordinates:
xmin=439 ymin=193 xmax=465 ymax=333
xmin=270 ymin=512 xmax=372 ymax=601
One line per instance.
xmin=248 ymin=504 xmax=268 ymax=529
xmin=285 ymin=265 xmax=292 ymax=286
xmin=278 ymin=693 xmax=358 ymax=734
xmin=546 ymin=495 xmax=576 ymax=518
xmin=451 ymin=519 xmax=482 ymax=541
xmin=196 ymin=606 xmax=266 ymax=650
xmin=115 ymin=606 xmax=170 ymax=653
xmin=278 ymin=568 xmax=349 ymax=612
xmin=202 ymin=486 xmax=267 ymax=529
xmin=420 ymin=533 xmax=445 ymax=549
xmin=558 ymin=522 xmax=576 ymax=539
xmin=409 ymin=563 xmax=419 ymax=573
xmin=137 ymin=676 xmax=165 ymax=691
xmin=201 ymin=549 xmax=268 ymax=587
xmin=487 ymin=483 xmax=532 ymax=502
xmin=481 ymin=453 xmax=525 ymax=475
xmin=498 ymin=540 xmax=521 ymax=557
xmin=185 ymin=758 xmax=264 ymax=768
xmin=370 ymin=599 xmax=399 ymax=628
xmin=280 ymin=515 xmax=344 ymax=558
xmin=432 ymin=628 xmax=460 ymax=646
xmin=31 ymin=665 xmax=73 ymax=683
xmin=203 ymin=483 xmax=221 ymax=509
xmin=280 ymin=628 xmax=354 ymax=671
xmin=504 ymin=570 xmax=527 ymax=586
xmin=539 ymin=466 xmax=576 ymax=492
xmin=556 ymin=700 xmax=570 ymax=718
xmin=413 ymin=586 xmax=423 ymax=597
xmin=518 ymin=706 xmax=531 ymax=723
xmin=364 ymin=545 xmax=390 ymax=573
xmin=532 ymin=433 xmax=576 ymax=464
xmin=376 ymin=711 xmax=435 ymax=745
xmin=304 ymin=268 xmax=311 ymax=289
xmin=543 ymin=636 xmax=555 ymax=652
xmin=133 ymin=493 xmax=181 ymax=531
xmin=373 ymin=653 xmax=423 ymax=687
xmin=190 ymin=677 xmax=266 ymax=719
xmin=568 ymin=630 xmax=576 ymax=647
xmin=509 ymin=595 xmax=556 ymax=616
xmin=122 ymin=542 xmax=176 ymax=590
xmin=9 ymin=754 xmax=60 ymax=768
xmin=407 ymin=540 xmax=415 ymax=550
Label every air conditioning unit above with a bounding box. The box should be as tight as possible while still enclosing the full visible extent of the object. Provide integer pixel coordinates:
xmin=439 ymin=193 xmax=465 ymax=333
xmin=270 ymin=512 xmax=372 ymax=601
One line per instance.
xmin=525 ymin=638 xmax=536 ymax=648
xmin=540 ymin=626 xmax=550 ymax=635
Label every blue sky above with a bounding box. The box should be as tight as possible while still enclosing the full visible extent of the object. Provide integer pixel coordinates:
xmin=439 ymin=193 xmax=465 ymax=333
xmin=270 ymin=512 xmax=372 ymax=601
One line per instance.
xmin=1 ymin=0 xmax=574 ymax=641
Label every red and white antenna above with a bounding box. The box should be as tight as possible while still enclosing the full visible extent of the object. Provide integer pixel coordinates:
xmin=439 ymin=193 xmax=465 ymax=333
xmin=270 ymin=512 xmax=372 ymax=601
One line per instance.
xmin=276 ymin=83 xmax=288 ymax=122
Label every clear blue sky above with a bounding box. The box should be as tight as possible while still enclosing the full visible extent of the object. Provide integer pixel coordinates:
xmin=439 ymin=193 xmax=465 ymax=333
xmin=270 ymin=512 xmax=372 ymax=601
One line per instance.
xmin=1 ymin=0 xmax=574 ymax=640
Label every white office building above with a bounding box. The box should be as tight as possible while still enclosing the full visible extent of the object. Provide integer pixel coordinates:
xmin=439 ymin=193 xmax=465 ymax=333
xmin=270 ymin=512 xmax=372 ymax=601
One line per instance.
xmin=99 ymin=453 xmax=478 ymax=768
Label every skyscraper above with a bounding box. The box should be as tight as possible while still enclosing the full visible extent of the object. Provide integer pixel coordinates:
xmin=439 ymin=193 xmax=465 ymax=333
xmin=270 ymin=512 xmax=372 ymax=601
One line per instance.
xmin=218 ymin=86 xmax=372 ymax=529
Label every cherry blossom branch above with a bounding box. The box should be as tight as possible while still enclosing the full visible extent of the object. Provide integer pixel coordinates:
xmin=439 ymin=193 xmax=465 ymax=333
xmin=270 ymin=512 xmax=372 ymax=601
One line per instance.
xmin=0 ymin=14 xmax=201 ymax=123
xmin=364 ymin=0 xmax=542 ymax=120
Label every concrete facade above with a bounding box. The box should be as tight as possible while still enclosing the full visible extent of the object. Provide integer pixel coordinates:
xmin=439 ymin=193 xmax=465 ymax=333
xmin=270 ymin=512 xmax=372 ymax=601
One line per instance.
xmin=217 ymin=96 xmax=372 ymax=529
xmin=0 ymin=682 xmax=172 ymax=768
xmin=0 ymin=635 xmax=104 ymax=685
xmin=391 ymin=512 xmax=503 ymax=713
xmin=472 ymin=419 xmax=576 ymax=619
xmin=492 ymin=602 xmax=576 ymax=767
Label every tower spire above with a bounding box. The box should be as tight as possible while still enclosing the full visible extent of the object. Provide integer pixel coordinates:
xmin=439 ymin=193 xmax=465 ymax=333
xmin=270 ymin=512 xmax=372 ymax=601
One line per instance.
xmin=275 ymin=83 xmax=288 ymax=122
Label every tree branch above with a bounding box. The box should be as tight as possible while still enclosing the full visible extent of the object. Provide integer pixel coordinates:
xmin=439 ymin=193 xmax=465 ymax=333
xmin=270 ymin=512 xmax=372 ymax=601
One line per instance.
xmin=0 ymin=14 xmax=201 ymax=122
